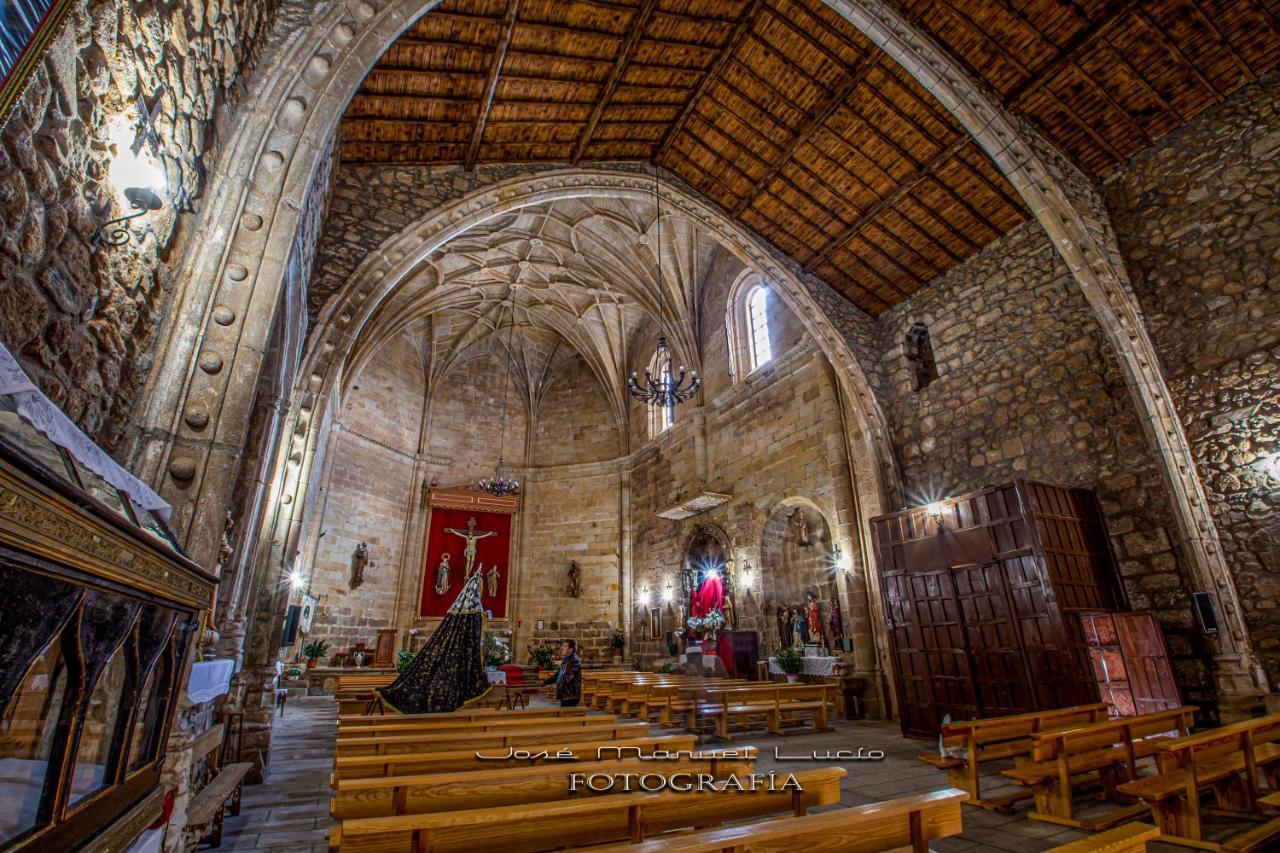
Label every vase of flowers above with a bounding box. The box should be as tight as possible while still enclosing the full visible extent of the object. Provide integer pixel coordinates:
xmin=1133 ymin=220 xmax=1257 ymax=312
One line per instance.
xmin=686 ymin=609 xmax=726 ymax=650
xmin=775 ymin=645 xmax=804 ymax=682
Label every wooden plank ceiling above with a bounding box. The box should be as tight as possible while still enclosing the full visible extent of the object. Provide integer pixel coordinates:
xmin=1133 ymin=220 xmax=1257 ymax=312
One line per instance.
xmin=340 ymin=0 xmax=1280 ymax=315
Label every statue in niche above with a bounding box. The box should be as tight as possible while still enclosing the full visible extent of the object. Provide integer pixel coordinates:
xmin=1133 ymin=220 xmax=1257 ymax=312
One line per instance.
xmin=791 ymin=606 xmax=806 ymax=648
xmin=486 ymin=563 xmax=500 ymax=598
xmin=791 ymin=509 xmax=811 ymax=546
xmin=568 ymin=560 xmax=582 ymax=598
xmin=775 ymin=603 xmax=794 ymax=647
xmin=805 ymin=591 xmax=823 ymax=644
xmin=829 ymin=595 xmax=845 ymax=645
xmin=433 ymin=552 xmax=453 ymax=596
xmin=350 ymin=542 xmax=368 ymax=591
xmin=445 ymin=516 xmax=497 ymax=575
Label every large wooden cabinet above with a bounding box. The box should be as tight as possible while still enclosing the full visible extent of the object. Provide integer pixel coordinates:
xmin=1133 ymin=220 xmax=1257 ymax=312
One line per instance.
xmin=870 ymin=480 xmax=1125 ymax=737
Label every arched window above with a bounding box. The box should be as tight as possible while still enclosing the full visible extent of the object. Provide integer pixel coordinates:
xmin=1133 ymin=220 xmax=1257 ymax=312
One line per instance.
xmin=646 ymin=349 xmax=675 ymax=437
xmin=746 ymin=285 xmax=773 ymax=370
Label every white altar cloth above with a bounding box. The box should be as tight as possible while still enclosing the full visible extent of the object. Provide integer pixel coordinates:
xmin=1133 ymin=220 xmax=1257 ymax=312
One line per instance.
xmin=186 ymin=659 xmax=235 ymax=704
xmin=485 ymin=669 xmax=507 ymax=685
xmin=767 ymin=655 xmax=838 ymax=677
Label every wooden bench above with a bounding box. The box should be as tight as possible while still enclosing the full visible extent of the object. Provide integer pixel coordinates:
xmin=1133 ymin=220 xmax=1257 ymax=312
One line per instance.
xmin=581 ymin=672 xmax=638 ymax=706
xmin=329 ymin=766 xmax=845 ymax=851
xmin=690 ymin=684 xmax=835 ymax=740
xmin=1002 ymin=706 xmax=1196 ymax=829
xmin=338 ymin=705 xmax=587 ymax=729
xmin=336 ymin=672 xmax=399 ymax=715
xmin=648 ymin=682 xmax=751 ymax=728
xmin=1117 ymin=712 xmax=1280 ymax=850
xmin=620 ymin=678 xmax=748 ymax=720
xmin=337 ymin=713 xmax=621 ymax=739
xmin=331 ymin=734 xmax=698 ymax=784
xmin=335 ymin=720 xmax=651 ymax=757
xmin=570 ymin=787 xmax=966 ymax=852
xmin=1045 ymin=823 xmax=1161 ymax=852
xmin=330 ymin=751 xmax=757 ymax=820
xmin=917 ymin=703 xmax=1109 ymax=810
xmin=182 ymin=724 xmax=254 ymax=849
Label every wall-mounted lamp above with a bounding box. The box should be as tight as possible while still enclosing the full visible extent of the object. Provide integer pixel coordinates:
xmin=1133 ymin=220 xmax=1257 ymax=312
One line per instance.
xmin=94 ymin=99 xmax=167 ymax=249
xmin=287 ymin=568 xmax=305 ymax=590
xmin=738 ymin=559 xmax=753 ymax=590
xmin=638 ymin=587 xmax=652 ymax=608
xmin=662 ymin=582 xmax=674 ymax=604
xmin=832 ymin=544 xmax=852 ymax=579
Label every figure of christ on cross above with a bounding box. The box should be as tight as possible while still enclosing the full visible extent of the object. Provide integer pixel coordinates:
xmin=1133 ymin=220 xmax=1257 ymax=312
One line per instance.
xmin=444 ymin=516 xmax=498 ymax=577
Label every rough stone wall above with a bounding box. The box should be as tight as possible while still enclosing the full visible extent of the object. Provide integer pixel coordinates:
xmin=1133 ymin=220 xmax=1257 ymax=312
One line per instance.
xmin=0 ymin=0 xmax=276 ymax=450
xmin=426 ymin=355 xmax=529 ymax=478
xmin=1104 ymin=71 xmax=1280 ymax=686
xmin=532 ymin=354 xmax=622 ymax=466
xmin=874 ymin=220 xmax=1215 ymax=707
xmin=306 ymin=334 xmax=425 ymax=649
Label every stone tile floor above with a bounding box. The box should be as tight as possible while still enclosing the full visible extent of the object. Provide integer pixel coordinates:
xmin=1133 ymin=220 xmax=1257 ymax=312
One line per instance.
xmin=218 ymin=695 xmax=1201 ymax=852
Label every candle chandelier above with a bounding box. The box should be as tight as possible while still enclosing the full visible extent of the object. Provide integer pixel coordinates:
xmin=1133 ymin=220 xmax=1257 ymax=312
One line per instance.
xmin=628 ymin=167 xmax=700 ymax=407
xmin=478 ymin=299 xmax=520 ymax=497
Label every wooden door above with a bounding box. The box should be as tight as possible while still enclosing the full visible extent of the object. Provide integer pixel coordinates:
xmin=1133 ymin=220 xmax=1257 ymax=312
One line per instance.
xmin=950 ymin=561 xmax=1030 ymax=718
xmin=1114 ymin=612 xmax=1181 ymax=714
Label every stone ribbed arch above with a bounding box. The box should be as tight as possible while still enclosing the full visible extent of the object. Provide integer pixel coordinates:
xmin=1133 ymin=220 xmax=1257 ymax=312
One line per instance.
xmin=134 ymin=0 xmax=1263 ymax=715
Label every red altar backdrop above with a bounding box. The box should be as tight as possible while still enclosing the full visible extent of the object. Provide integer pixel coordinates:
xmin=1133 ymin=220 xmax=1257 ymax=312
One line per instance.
xmin=691 ymin=575 xmax=725 ymax=618
xmin=420 ymin=508 xmax=512 ymax=618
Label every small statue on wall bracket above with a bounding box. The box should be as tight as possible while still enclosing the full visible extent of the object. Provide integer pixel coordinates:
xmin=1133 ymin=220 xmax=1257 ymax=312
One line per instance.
xmin=791 ymin=508 xmax=811 ymax=546
xmin=217 ymin=511 xmax=235 ymax=570
xmin=350 ymin=541 xmax=369 ymax=591
xmin=568 ymin=560 xmax=582 ymax=598
xmin=434 ymin=552 xmax=452 ymax=596
xmin=486 ymin=563 xmax=500 ymax=598
xmin=829 ymin=595 xmax=845 ymax=645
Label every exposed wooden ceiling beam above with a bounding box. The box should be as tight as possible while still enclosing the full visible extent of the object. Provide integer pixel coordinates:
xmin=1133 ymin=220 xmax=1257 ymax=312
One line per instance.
xmin=1133 ymin=8 xmax=1223 ymax=103
xmin=803 ymin=135 xmax=970 ymax=274
xmin=732 ymin=54 xmax=878 ymax=217
xmin=655 ymin=0 xmax=765 ymax=163
xmin=572 ymin=0 xmax=659 ymax=164
xmin=466 ymin=0 xmax=520 ymax=171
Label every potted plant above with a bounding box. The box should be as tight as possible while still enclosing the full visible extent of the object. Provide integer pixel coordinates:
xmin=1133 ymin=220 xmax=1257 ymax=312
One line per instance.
xmin=302 ymin=639 xmax=328 ymax=669
xmin=482 ymin=631 xmax=510 ymax=669
xmin=608 ymin=629 xmax=626 ymax=664
xmin=775 ymin=646 xmax=804 ymax=683
xmin=396 ymin=650 xmax=414 ymax=672
xmin=528 ymin=643 xmax=554 ymax=673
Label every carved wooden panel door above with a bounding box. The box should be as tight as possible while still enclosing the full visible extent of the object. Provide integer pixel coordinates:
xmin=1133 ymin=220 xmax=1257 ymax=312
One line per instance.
xmin=1113 ymin=612 xmax=1182 ymax=715
xmin=950 ymin=561 xmax=1030 ymax=719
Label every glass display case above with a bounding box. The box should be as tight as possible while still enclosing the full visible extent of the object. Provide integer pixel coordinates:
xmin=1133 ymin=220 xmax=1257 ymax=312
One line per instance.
xmin=0 ymin=403 xmax=216 ymax=850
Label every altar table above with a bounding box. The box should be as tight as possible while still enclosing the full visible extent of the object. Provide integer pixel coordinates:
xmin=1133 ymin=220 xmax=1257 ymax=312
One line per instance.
xmin=186 ymin=659 xmax=236 ymax=704
xmin=767 ymin=655 xmax=838 ymax=677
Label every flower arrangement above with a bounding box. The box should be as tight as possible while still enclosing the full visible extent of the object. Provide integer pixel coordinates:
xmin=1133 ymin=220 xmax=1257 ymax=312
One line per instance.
xmin=482 ymin=631 xmax=510 ymax=668
xmin=527 ymin=643 xmax=554 ymax=670
xmin=396 ymin=650 xmax=415 ymax=672
xmin=774 ymin=645 xmax=804 ymax=675
xmin=685 ymin=610 xmax=726 ymax=634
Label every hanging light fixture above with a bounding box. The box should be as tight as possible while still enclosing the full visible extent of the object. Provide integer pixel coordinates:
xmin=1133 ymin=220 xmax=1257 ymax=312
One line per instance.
xmin=478 ymin=299 xmax=521 ymax=497
xmin=628 ymin=166 xmax=699 ymax=407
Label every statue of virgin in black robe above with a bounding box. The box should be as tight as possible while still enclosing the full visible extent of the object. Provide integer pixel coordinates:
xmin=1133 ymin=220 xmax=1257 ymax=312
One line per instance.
xmin=377 ymin=569 xmax=491 ymax=714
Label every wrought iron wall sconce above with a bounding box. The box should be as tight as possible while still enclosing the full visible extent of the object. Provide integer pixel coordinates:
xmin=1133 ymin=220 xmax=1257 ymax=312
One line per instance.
xmin=93 ymin=94 xmax=167 ymax=249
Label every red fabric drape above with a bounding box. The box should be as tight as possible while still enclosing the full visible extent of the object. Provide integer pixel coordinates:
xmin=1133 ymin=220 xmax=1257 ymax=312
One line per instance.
xmin=420 ymin=509 xmax=512 ymax=617
xmin=691 ymin=576 xmax=724 ymax=617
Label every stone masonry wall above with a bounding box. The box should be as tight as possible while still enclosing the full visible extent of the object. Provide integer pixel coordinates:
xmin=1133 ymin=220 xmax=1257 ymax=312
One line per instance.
xmin=306 ymin=333 xmax=426 ymax=650
xmin=0 ymin=0 xmax=276 ymax=450
xmin=874 ymin=220 xmax=1216 ymax=710
xmin=1104 ymin=71 xmax=1280 ymax=686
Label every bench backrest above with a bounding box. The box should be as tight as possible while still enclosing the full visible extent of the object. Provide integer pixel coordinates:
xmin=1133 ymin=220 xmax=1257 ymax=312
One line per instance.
xmin=339 ymin=714 xmax=619 ymax=738
xmin=338 ymin=706 xmax=587 ymax=728
xmin=942 ymin=703 xmax=1108 ymax=749
xmin=332 ymin=767 xmax=846 ymax=852
xmin=580 ymin=787 xmax=966 ymax=852
xmin=1031 ymin=706 xmax=1196 ymax=761
xmin=332 ymin=734 xmax=700 ymax=782
xmin=700 ymin=684 xmax=834 ymax=704
xmin=331 ymin=753 xmax=758 ymax=820
xmin=1158 ymin=712 xmax=1280 ymax=780
xmin=335 ymin=721 xmax=650 ymax=757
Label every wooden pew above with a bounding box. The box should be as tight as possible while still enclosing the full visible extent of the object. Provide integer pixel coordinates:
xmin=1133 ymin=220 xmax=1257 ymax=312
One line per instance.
xmin=338 ymin=705 xmax=587 ymax=729
xmin=332 ymin=734 xmax=698 ymax=784
xmin=1045 ymin=823 xmax=1160 ymax=853
xmin=1117 ymin=712 xmax=1280 ymax=850
xmin=581 ymin=672 xmax=637 ymax=706
xmin=329 ymin=766 xmax=845 ymax=851
xmin=336 ymin=672 xmax=400 ymax=715
xmin=571 ymin=787 xmax=967 ymax=852
xmin=597 ymin=675 xmax=683 ymax=713
xmin=1002 ymin=706 xmax=1196 ymax=829
xmin=337 ymin=713 xmax=621 ymax=739
xmin=917 ymin=703 xmax=1109 ymax=810
xmin=330 ymin=752 xmax=757 ymax=820
xmin=621 ymin=679 xmax=748 ymax=720
xmin=690 ymin=684 xmax=835 ymax=740
xmin=181 ymin=724 xmax=253 ymax=849
xmin=650 ymin=683 xmax=752 ymax=728
xmin=335 ymin=720 xmax=650 ymax=758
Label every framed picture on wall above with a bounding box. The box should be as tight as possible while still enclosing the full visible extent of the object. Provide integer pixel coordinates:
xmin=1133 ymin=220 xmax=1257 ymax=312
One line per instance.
xmin=648 ymin=607 xmax=661 ymax=640
xmin=1 ymin=0 xmax=76 ymax=129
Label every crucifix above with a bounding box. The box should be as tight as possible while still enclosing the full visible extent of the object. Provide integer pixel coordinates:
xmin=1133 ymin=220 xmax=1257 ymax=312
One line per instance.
xmin=444 ymin=516 xmax=497 ymax=576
